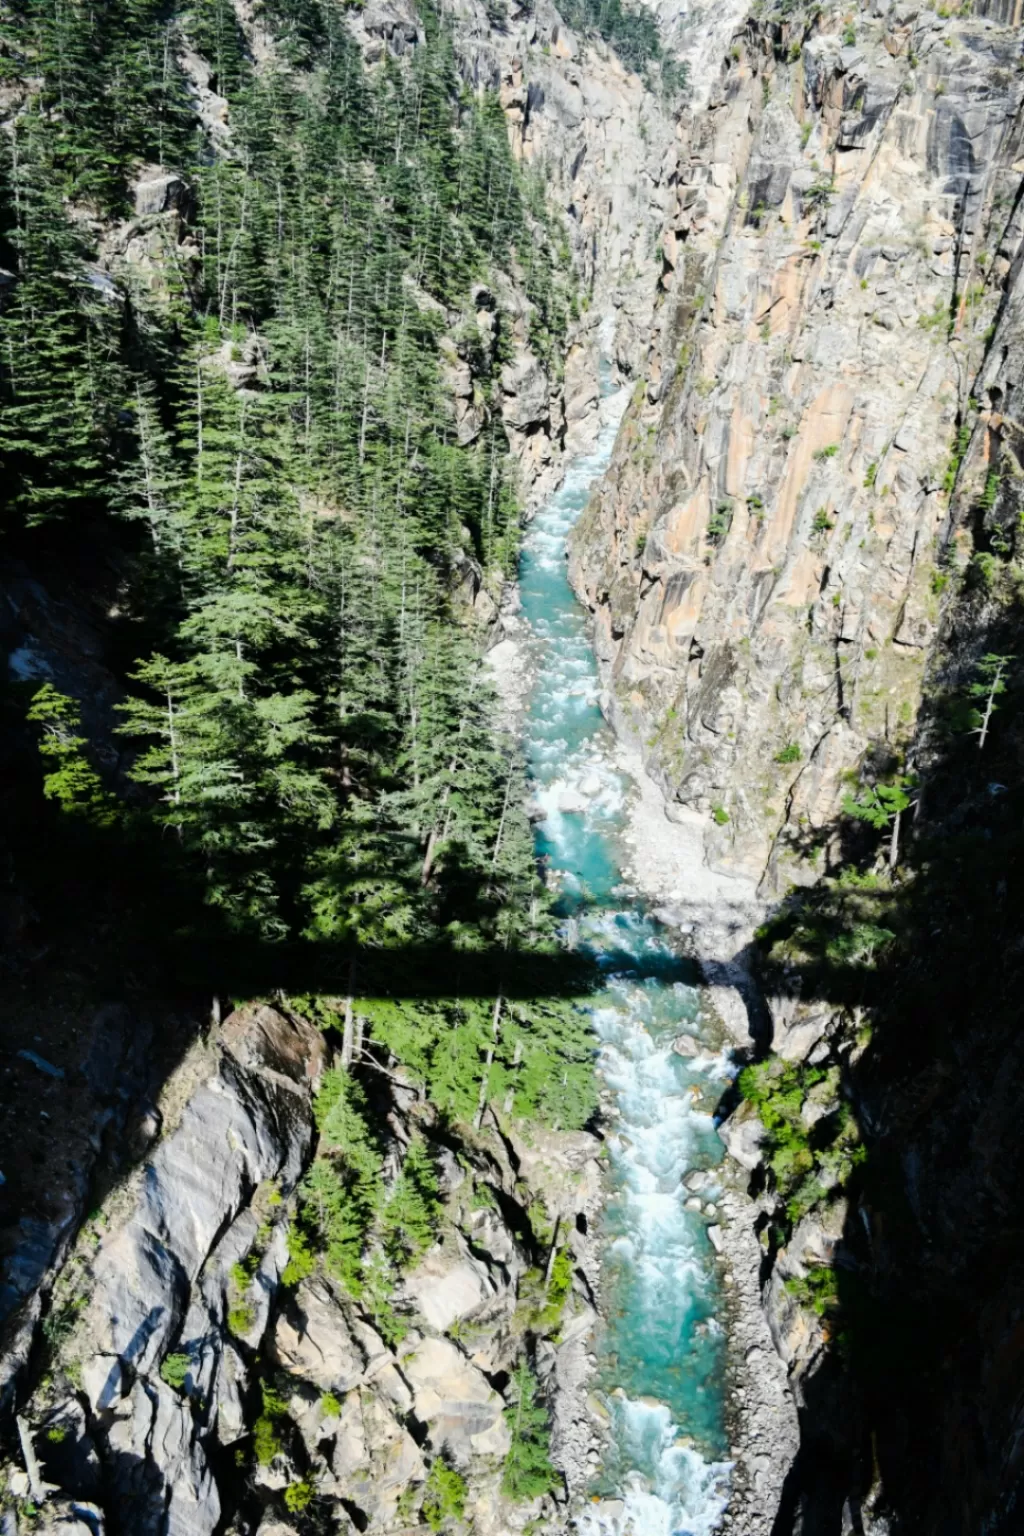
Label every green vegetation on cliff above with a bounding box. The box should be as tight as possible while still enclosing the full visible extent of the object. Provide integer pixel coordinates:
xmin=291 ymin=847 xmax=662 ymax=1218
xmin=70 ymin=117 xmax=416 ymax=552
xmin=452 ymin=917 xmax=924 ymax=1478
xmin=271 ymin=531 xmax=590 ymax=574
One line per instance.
xmin=1 ymin=0 xmax=576 ymax=960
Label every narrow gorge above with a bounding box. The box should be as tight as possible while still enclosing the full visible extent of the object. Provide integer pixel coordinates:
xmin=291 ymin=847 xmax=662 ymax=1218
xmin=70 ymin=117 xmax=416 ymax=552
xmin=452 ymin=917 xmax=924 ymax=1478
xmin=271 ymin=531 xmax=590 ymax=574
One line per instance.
xmin=3 ymin=0 xmax=1024 ymax=1534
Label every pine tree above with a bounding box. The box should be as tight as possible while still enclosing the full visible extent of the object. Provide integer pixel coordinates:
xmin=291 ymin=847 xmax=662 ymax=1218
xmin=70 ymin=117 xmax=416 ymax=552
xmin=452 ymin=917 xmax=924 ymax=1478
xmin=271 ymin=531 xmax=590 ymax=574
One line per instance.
xmin=26 ymin=684 xmax=117 ymax=825
xmin=301 ymin=1071 xmax=384 ymax=1293
xmin=382 ymin=1135 xmax=442 ymax=1264
xmin=0 ymin=116 xmax=113 ymax=527
xmin=501 ymin=1360 xmax=558 ymax=1500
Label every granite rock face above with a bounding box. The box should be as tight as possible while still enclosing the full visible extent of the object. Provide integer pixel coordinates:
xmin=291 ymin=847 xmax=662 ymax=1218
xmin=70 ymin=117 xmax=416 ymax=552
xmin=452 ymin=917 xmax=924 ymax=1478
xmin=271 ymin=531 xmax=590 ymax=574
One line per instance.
xmin=54 ymin=1006 xmax=322 ymax=1536
xmin=569 ymin=0 xmax=1024 ymax=889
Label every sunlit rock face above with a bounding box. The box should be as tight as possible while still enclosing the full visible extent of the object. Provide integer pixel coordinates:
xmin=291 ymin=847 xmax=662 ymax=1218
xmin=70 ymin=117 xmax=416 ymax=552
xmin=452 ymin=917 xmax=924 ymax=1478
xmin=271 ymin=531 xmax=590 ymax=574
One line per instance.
xmin=569 ymin=2 xmax=1023 ymax=889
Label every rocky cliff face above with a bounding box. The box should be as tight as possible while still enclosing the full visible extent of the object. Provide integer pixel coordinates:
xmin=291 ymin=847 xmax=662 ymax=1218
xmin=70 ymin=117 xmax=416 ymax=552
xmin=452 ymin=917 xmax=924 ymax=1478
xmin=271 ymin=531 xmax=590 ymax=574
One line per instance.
xmin=3 ymin=1002 xmax=605 ymax=1536
xmin=563 ymin=3 xmax=1024 ymax=1531
xmin=439 ymin=0 xmax=684 ymax=509
xmin=569 ymin=0 xmax=1024 ymax=889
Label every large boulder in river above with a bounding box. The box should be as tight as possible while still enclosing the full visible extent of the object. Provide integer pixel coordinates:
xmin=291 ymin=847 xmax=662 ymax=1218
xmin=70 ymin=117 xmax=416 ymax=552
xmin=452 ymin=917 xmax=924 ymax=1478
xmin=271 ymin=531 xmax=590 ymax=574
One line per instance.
xmin=271 ymin=1278 xmax=365 ymax=1391
xmin=402 ymin=1337 xmax=510 ymax=1461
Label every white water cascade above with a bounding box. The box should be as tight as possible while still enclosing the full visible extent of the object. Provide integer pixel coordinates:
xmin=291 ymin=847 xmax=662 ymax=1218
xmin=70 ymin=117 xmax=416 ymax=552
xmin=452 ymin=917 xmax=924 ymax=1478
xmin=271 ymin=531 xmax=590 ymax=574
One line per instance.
xmin=517 ymin=379 xmax=733 ymax=1536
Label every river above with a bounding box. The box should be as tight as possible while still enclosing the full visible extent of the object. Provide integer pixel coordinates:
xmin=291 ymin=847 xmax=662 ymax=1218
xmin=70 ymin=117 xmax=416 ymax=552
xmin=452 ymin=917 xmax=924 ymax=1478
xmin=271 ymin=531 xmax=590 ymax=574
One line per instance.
xmin=517 ymin=377 xmax=732 ymax=1536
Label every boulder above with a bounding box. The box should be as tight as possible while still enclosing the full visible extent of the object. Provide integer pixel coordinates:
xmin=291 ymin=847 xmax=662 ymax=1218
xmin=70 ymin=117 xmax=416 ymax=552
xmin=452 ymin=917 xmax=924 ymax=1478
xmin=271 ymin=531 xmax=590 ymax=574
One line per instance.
xmin=772 ymin=1005 xmax=831 ymax=1063
xmin=403 ymin=1248 xmax=496 ymax=1332
xmin=672 ymin=1033 xmax=702 ymax=1057
xmin=329 ymin=1390 xmax=425 ymax=1527
xmin=500 ymin=354 xmax=549 ymax=430
xmin=271 ymin=1279 xmax=365 ymax=1391
xmin=33 ymin=1501 xmax=105 ymax=1535
xmin=464 ymin=1206 xmax=521 ymax=1271
xmin=402 ymin=1337 xmax=510 ymax=1460
xmin=133 ymin=171 xmax=190 ymax=217
xmin=220 ymin=1002 xmax=326 ymax=1090
xmin=718 ymin=1100 xmax=766 ymax=1172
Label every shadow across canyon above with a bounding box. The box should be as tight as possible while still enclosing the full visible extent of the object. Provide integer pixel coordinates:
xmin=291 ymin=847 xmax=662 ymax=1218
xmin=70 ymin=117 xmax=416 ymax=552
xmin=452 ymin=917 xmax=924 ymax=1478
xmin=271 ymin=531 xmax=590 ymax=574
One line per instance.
xmin=744 ymin=592 xmax=1024 ymax=1536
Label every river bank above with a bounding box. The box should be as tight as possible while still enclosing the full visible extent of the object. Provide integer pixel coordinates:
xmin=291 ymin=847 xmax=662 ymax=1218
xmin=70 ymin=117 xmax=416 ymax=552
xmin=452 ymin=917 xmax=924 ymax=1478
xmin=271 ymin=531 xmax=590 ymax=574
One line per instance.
xmin=490 ymin=385 xmax=806 ymax=1533
xmin=611 ymin=749 xmax=800 ymax=1536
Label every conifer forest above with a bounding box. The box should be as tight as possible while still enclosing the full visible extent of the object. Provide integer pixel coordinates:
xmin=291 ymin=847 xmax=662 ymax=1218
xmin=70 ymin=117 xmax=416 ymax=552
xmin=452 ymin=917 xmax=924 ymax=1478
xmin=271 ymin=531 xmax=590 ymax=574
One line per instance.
xmin=0 ymin=0 xmax=600 ymax=1112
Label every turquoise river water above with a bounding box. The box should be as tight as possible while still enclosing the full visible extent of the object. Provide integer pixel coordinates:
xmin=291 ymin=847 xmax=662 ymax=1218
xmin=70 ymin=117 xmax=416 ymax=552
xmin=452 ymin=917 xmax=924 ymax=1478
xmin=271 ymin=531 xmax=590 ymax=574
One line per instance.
xmin=517 ymin=381 xmax=732 ymax=1536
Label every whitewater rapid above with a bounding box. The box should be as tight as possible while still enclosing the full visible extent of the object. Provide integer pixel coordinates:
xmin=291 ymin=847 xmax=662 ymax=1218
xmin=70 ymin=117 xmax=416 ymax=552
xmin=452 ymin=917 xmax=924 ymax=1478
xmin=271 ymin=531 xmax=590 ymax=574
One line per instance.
xmin=518 ymin=384 xmax=732 ymax=1536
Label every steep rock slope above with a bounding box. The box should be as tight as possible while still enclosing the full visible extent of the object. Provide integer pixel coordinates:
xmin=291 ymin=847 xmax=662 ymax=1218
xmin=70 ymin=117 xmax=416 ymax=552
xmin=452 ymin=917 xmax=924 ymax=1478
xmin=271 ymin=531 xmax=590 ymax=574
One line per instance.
xmin=563 ymin=4 xmax=1024 ymax=1533
xmin=439 ymin=0 xmax=685 ymax=500
xmin=570 ymin=0 xmax=1024 ymax=888
xmin=3 ymin=1001 xmax=606 ymax=1536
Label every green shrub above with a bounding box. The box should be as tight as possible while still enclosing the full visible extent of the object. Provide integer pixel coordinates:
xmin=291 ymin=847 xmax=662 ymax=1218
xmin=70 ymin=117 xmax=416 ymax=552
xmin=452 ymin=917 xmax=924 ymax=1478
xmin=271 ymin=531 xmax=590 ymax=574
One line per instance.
xmin=969 ymin=550 xmax=1000 ymax=591
xmin=227 ymin=1302 xmax=256 ymax=1337
xmin=813 ymin=444 xmax=839 ymax=462
xmin=320 ymin=1391 xmax=341 ymax=1418
xmin=775 ymin=742 xmax=801 ymax=764
xmin=422 ymin=1457 xmax=467 ymax=1530
xmin=284 ymin=1478 xmax=315 ymax=1513
xmin=159 ymin=1353 xmax=191 ymax=1392
xmin=252 ymin=1415 xmax=282 ymax=1466
xmin=825 ymin=922 xmax=895 ymax=966
xmin=230 ymin=1261 xmax=253 ymax=1293
xmin=981 ymin=468 xmax=1000 ymax=511
xmin=711 ymin=804 xmax=729 ymax=825
xmin=706 ymin=500 xmax=733 ymax=545
xmin=784 ymin=1264 xmax=839 ymax=1316
xmin=281 ymin=1222 xmax=316 ymax=1287
xmin=943 ymin=423 xmax=971 ymax=492
xmin=502 ymin=1361 xmax=558 ymax=1501
xmin=252 ymin=1382 xmax=289 ymax=1466
xmin=536 ymin=1247 xmax=573 ymax=1332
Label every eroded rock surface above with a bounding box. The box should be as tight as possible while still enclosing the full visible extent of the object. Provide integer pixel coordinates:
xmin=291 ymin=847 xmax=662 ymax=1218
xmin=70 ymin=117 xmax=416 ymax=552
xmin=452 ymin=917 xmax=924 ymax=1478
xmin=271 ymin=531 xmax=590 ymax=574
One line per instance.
xmin=38 ymin=1006 xmax=322 ymax=1536
xmin=570 ymin=0 xmax=1023 ymax=890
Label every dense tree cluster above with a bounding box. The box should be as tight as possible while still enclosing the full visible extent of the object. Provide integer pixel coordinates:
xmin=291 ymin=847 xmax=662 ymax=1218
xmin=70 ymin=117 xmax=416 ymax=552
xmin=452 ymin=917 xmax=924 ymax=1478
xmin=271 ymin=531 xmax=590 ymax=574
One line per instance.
xmin=0 ymin=0 xmax=575 ymax=952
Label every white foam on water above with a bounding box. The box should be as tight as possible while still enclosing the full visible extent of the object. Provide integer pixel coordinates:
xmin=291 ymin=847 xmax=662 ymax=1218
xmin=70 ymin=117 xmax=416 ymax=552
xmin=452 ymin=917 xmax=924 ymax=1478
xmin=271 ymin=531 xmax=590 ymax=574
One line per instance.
xmin=575 ymin=1396 xmax=730 ymax=1536
xmin=520 ymin=361 xmax=730 ymax=1536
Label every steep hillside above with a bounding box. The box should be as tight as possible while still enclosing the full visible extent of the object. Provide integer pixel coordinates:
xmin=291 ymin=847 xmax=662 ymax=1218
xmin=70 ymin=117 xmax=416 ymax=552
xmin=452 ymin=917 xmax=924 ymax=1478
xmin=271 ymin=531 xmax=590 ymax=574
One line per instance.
xmin=0 ymin=1 xmax=686 ymax=1533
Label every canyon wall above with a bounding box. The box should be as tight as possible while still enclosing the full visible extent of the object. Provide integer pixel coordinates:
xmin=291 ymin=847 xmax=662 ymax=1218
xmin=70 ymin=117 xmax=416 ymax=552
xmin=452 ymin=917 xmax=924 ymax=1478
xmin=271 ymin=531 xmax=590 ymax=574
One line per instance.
xmin=570 ymin=0 xmax=1024 ymax=889
xmin=563 ymin=4 xmax=1024 ymax=1532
